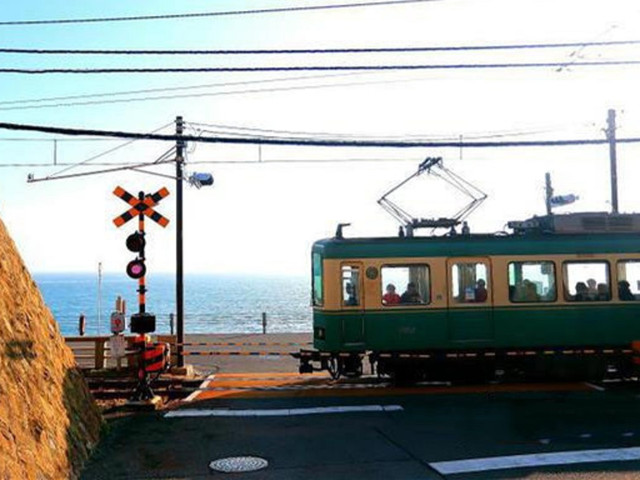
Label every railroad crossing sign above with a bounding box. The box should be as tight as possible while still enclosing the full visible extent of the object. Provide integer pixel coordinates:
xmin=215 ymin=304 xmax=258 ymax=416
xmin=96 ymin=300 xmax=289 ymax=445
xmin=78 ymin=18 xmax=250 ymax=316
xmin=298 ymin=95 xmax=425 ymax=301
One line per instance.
xmin=113 ymin=186 xmax=170 ymax=228
xmin=113 ymin=186 xmax=171 ymax=402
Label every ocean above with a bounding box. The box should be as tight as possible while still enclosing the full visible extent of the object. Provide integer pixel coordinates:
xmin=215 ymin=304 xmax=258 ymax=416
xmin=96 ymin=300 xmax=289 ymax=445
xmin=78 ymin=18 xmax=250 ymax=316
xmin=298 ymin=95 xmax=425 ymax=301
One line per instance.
xmin=34 ymin=273 xmax=312 ymax=337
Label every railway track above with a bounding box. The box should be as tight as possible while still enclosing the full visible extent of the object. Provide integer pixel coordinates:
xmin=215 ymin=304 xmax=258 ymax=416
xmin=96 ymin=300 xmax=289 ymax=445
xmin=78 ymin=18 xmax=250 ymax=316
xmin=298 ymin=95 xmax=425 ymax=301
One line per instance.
xmin=86 ymin=370 xmax=640 ymax=402
xmin=87 ymin=376 xmax=203 ymax=400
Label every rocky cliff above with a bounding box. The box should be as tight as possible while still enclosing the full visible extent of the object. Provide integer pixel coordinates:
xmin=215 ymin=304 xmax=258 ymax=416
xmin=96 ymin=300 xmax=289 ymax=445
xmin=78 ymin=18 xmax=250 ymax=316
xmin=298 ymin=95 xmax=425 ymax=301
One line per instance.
xmin=0 ymin=218 xmax=102 ymax=479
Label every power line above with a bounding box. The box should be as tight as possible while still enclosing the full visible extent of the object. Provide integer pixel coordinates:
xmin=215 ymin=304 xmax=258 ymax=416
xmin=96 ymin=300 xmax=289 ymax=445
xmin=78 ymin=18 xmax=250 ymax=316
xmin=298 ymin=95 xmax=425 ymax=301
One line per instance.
xmin=3 ymin=60 xmax=640 ymax=74
xmin=0 ymin=161 xmax=166 ymax=167
xmin=0 ymin=120 xmax=637 ymax=148
xmin=0 ymin=0 xmax=436 ymax=26
xmin=0 ymin=72 xmax=367 ymax=106
xmin=0 ymin=158 xmax=422 ymax=168
xmin=189 ymin=121 xmax=564 ymax=141
xmin=0 ymin=74 xmax=444 ymax=111
xmin=2 ymin=39 xmax=639 ymax=55
xmin=0 ymin=137 xmax=119 ymax=142
xmin=0 ymin=73 xmax=402 ymax=111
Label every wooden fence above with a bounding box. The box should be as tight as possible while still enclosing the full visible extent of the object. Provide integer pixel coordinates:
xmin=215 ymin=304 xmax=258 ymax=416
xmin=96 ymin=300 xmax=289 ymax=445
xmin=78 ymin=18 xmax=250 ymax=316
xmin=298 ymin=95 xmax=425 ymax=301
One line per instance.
xmin=65 ymin=335 xmax=178 ymax=371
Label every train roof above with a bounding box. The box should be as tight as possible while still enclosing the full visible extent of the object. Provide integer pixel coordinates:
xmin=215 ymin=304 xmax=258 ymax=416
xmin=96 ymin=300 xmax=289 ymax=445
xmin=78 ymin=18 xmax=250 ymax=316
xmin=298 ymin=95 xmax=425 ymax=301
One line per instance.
xmin=313 ymin=232 xmax=640 ymax=259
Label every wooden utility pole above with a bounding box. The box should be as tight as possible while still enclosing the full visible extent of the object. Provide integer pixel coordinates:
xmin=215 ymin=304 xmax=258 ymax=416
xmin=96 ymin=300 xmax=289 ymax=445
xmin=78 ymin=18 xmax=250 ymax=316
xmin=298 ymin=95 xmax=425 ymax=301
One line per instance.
xmin=175 ymin=116 xmax=185 ymax=367
xmin=606 ymin=109 xmax=619 ymax=214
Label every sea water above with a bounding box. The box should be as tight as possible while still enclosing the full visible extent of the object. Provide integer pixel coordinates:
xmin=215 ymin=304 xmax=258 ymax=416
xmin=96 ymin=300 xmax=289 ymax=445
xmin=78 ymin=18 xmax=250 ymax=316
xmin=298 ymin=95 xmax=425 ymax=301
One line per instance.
xmin=34 ymin=273 xmax=312 ymax=336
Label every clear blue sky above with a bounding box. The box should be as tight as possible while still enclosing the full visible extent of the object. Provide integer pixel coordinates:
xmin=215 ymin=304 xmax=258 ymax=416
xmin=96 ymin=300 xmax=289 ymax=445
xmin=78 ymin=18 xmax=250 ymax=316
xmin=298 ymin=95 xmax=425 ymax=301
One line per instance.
xmin=1 ymin=0 xmax=639 ymax=275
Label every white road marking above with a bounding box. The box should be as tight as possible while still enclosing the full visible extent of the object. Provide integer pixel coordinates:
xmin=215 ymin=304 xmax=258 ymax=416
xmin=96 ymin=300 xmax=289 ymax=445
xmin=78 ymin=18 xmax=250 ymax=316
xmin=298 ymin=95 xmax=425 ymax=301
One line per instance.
xmin=184 ymin=374 xmax=215 ymax=403
xmin=579 ymin=433 xmax=592 ymax=439
xmin=430 ymin=447 xmax=640 ymax=475
xmin=623 ymin=432 xmax=635 ymax=437
xmin=538 ymin=439 xmax=551 ymax=445
xmin=165 ymin=404 xmax=403 ymax=418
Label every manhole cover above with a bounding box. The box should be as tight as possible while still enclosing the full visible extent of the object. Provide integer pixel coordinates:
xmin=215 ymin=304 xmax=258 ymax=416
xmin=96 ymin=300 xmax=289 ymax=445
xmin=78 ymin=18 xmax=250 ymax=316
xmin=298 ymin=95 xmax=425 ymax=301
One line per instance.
xmin=209 ymin=456 xmax=269 ymax=473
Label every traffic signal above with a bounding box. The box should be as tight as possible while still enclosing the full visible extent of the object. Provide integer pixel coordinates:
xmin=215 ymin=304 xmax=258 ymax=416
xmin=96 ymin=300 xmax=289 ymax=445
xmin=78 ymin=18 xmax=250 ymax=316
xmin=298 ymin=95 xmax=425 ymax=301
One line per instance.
xmin=125 ymin=230 xmax=146 ymax=279
xmin=126 ymin=231 xmax=145 ymax=252
xmin=126 ymin=259 xmax=146 ymax=279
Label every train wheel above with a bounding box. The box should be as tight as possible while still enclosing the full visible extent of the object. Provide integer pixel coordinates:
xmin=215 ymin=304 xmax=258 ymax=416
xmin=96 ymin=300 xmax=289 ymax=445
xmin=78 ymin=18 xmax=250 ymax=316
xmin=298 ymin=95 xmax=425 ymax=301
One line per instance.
xmin=327 ymin=356 xmax=341 ymax=380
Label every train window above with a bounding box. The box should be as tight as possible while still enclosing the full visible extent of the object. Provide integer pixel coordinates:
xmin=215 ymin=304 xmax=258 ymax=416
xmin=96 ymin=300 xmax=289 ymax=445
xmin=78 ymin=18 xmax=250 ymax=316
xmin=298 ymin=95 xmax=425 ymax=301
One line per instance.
xmin=451 ymin=263 xmax=489 ymax=303
xmin=312 ymin=253 xmax=323 ymax=306
xmin=341 ymin=265 xmax=360 ymax=307
xmin=508 ymin=261 xmax=556 ymax=303
xmin=381 ymin=265 xmax=430 ymax=306
xmin=616 ymin=261 xmax=640 ymax=301
xmin=563 ymin=261 xmax=610 ymax=301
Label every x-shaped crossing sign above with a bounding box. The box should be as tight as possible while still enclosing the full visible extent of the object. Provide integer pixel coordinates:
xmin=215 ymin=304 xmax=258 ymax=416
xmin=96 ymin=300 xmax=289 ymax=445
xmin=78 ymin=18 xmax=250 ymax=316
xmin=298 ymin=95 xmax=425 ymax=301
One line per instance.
xmin=113 ymin=186 xmax=170 ymax=227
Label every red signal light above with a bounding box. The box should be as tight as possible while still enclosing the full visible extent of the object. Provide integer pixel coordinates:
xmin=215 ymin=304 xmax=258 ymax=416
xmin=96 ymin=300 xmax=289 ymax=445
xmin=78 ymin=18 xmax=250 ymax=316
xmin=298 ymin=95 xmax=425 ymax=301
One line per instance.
xmin=126 ymin=259 xmax=146 ymax=279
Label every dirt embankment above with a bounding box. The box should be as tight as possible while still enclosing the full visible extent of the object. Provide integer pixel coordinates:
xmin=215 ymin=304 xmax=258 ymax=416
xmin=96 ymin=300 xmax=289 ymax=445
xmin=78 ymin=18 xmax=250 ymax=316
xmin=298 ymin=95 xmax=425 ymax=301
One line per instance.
xmin=0 ymin=218 xmax=102 ymax=479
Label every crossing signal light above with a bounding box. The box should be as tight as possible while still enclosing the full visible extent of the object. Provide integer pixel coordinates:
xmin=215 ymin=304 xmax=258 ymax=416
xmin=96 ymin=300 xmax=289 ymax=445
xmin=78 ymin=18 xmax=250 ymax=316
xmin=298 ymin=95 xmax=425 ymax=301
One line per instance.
xmin=126 ymin=259 xmax=146 ymax=279
xmin=126 ymin=232 xmax=145 ymax=252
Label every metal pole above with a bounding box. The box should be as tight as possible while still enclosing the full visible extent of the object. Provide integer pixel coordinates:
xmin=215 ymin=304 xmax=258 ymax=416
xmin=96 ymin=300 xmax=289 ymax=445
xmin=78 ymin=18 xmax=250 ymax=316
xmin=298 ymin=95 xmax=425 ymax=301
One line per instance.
xmin=607 ymin=109 xmax=619 ymax=214
xmin=544 ymin=172 xmax=553 ymax=215
xmin=138 ymin=192 xmax=146 ymax=314
xmin=176 ymin=116 xmax=185 ymax=367
xmin=97 ymin=262 xmax=102 ymax=335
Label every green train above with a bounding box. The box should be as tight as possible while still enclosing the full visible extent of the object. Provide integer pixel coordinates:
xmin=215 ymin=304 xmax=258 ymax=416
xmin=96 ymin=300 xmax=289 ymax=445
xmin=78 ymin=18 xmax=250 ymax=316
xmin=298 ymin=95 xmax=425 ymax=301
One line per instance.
xmin=296 ymin=213 xmax=640 ymax=382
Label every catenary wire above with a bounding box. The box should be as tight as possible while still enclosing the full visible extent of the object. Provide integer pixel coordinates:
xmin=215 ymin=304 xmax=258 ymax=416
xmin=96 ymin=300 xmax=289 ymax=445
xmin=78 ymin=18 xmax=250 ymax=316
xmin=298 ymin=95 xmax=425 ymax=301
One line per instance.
xmin=2 ymin=39 xmax=639 ymax=55
xmin=0 ymin=73 xmax=434 ymax=111
xmin=0 ymin=71 xmax=370 ymax=106
xmin=50 ymin=122 xmax=172 ymax=176
xmin=190 ymin=122 xmax=567 ymax=141
xmin=0 ymin=137 xmax=120 ymax=142
xmin=3 ymin=60 xmax=640 ymax=74
xmin=38 ymin=145 xmax=177 ymax=182
xmin=0 ymin=0 xmax=437 ymax=26
xmin=0 ymin=121 xmax=637 ymax=148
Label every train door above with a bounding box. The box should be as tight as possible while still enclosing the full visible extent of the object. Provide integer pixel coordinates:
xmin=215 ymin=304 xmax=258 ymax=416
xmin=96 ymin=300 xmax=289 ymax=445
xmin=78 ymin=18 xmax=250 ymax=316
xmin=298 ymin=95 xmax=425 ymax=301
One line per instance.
xmin=446 ymin=257 xmax=494 ymax=344
xmin=340 ymin=263 xmax=365 ymax=347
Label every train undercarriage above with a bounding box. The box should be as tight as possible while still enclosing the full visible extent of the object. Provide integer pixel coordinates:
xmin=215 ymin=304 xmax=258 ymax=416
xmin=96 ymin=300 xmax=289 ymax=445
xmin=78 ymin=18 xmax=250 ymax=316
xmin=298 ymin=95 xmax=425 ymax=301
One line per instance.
xmin=293 ymin=346 xmax=639 ymax=384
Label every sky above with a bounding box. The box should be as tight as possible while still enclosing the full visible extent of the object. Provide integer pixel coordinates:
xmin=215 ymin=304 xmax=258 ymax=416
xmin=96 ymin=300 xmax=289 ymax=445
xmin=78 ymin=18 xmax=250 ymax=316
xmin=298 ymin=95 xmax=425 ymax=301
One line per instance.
xmin=1 ymin=0 xmax=640 ymax=276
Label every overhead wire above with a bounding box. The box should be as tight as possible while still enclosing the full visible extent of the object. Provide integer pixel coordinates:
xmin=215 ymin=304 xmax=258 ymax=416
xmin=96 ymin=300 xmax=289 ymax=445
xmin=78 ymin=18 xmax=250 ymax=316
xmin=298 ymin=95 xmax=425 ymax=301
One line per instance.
xmin=46 ymin=122 xmax=173 ymax=178
xmin=0 ymin=137 xmax=120 ymax=142
xmin=0 ymin=71 xmax=370 ymax=106
xmin=3 ymin=60 xmax=640 ymax=74
xmin=2 ymin=39 xmax=639 ymax=55
xmin=0 ymin=74 xmax=446 ymax=111
xmin=0 ymin=0 xmax=437 ymax=26
xmin=189 ymin=121 xmax=566 ymax=141
xmin=29 ymin=158 xmax=175 ymax=182
xmin=0 ymin=120 xmax=637 ymax=149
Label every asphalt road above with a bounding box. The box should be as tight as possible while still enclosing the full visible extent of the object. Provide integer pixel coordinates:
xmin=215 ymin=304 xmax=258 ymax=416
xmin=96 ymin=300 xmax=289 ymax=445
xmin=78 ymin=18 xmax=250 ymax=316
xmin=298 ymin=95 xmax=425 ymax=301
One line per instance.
xmin=80 ymin=376 xmax=640 ymax=480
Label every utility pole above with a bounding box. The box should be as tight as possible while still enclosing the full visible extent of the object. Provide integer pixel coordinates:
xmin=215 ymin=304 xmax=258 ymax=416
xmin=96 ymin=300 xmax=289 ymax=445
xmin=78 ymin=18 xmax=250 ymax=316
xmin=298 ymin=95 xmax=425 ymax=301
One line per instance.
xmin=544 ymin=172 xmax=553 ymax=215
xmin=606 ymin=109 xmax=619 ymax=214
xmin=175 ymin=116 xmax=185 ymax=368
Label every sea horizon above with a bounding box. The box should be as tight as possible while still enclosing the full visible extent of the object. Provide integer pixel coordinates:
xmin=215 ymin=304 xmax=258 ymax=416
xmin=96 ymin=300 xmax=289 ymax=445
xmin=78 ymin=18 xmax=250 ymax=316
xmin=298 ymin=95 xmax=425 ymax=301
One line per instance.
xmin=34 ymin=272 xmax=312 ymax=337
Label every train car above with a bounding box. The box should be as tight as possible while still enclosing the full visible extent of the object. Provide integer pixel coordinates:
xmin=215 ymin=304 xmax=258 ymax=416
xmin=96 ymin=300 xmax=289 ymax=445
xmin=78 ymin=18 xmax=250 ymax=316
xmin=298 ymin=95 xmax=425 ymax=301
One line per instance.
xmin=297 ymin=212 xmax=640 ymax=382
